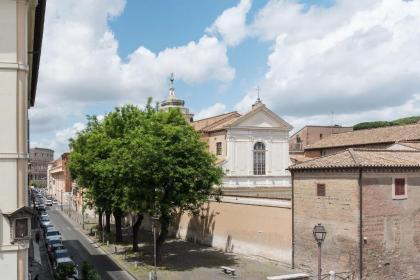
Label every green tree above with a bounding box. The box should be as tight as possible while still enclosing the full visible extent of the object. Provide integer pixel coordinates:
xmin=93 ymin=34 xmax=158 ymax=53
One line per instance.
xmin=81 ymin=261 xmax=100 ymax=280
xmin=137 ymin=108 xmax=224 ymax=261
xmin=55 ymin=263 xmax=76 ymax=280
xmin=69 ymin=116 xmax=114 ymax=233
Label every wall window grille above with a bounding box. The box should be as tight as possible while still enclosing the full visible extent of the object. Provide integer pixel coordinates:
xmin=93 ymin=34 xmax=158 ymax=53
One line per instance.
xmin=216 ymin=142 xmax=222 ymax=156
xmin=317 ymin=184 xmax=326 ymax=196
xmin=253 ymin=142 xmax=266 ymax=175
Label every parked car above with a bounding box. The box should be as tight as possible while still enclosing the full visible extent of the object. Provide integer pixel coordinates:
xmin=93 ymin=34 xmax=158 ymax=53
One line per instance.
xmin=40 ymin=217 xmax=51 ymax=228
xmin=45 ymin=199 xmax=53 ymax=206
xmin=53 ymin=248 xmax=70 ymax=264
xmin=43 ymin=224 xmax=54 ymax=235
xmin=49 ymin=242 xmax=66 ymax=260
xmin=54 ymin=257 xmax=79 ymax=279
xmin=37 ymin=204 xmax=46 ymax=211
xmin=46 ymin=229 xmax=62 ymax=245
xmin=47 ymin=238 xmax=62 ymax=252
xmin=40 ymin=212 xmax=49 ymax=219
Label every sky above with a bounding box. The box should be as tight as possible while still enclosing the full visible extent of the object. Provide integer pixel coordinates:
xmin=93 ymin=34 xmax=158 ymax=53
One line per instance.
xmin=30 ymin=0 xmax=420 ymax=157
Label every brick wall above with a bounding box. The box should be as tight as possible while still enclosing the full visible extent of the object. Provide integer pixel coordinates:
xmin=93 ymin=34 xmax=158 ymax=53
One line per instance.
xmin=293 ymin=171 xmax=360 ymax=275
xmin=362 ymin=173 xmax=420 ymax=280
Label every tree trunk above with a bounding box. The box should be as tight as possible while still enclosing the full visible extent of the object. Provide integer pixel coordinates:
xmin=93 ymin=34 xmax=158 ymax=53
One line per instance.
xmin=156 ymin=215 xmax=169 ymax=264
xmin=105 ymin=211 xmax=111 ymax=234
xmin=114 ymin=209 xmax=123 ymax=243
xmin=132 ymin=213 xmax=144 ymax=252
xmin=97 ymin=209 xmax=103 ymax=232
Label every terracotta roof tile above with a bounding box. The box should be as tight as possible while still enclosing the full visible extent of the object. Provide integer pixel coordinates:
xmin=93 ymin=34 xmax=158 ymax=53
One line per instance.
xmin=397 ymin=141 xmax=420 ymax=150
xmin=306 ymin=123 xmax=420 ymax=150
xmin=192 ymin=111 xmax=241 ymax=132
xmin=289 ymin=149 xmax=420 ymax=170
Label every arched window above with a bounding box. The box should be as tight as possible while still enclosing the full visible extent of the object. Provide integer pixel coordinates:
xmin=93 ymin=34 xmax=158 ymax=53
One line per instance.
xmin=253 ymin=142 xmax=266 ymax=175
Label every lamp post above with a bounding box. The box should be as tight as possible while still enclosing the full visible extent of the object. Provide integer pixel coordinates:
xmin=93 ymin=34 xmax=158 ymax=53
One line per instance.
xmin=313 ymin=223 xmax=327 ymax=280
xmin=151 ymin=214 xmax=160 ymax=280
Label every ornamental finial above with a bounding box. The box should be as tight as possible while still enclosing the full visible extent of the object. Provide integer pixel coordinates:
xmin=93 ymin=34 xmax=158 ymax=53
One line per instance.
xmin=169 ymin=73 xmax=176 ymax=98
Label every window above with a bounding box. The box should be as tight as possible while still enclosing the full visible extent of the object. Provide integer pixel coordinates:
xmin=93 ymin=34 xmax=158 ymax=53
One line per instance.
xmin=317 ymin=184 xmax=326 ymax=196
xmin=216 ymin=142 xmax=222 ymax=156
xmin=15 ymin=218 xmax=29 ymax=239
xmin=320 ymin=133 xmax=323 ymax=139
xmin=253 ymin=142 xmax=266 ymax=175
xmin=393 ymin=178 xmax=407 ymax=199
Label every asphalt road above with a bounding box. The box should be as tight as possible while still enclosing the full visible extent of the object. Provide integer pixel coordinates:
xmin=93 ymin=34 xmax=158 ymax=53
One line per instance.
xmin=47 ymin=208 xmax=136 ymax=280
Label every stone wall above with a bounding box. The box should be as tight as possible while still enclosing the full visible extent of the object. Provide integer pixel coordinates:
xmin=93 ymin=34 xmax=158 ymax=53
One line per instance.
xmin=362 ymin=173 xmax=420 ymax=280
xmin=293 ymin=171 xmax=361 ymax=276
xmin=173 ymin=199 xmax=292 ymax=263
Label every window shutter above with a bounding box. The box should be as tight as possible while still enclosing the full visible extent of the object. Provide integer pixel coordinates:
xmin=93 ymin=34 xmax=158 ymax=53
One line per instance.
xmin=317 ymin=184 xmax=326 ymax=196
xmin=395 ymin=178 xmax=405 ymax=196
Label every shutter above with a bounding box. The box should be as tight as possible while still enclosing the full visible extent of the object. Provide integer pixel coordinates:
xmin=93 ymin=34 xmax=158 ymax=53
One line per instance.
xmin=395 ymin=178 xmax=405 ymax=196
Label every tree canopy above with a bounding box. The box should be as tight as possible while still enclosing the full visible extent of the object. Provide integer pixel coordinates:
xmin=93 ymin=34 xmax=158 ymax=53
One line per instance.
xmin=69 ymin=101 xmax=223 ymax=256
xmin=353 ymin=116 xmax=420 ymax=130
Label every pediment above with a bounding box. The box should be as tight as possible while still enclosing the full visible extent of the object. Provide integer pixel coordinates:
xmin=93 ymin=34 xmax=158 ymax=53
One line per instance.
xmin=228 ymin=104 xmax=292 ymax=130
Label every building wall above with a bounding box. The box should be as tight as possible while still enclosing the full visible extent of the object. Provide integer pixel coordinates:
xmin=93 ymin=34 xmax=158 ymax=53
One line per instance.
xmin=289 ymin=126 xmax=353 ymax=152
xmin=201 ymin=130 xmax=227 ymax=161
xmin=362 ymin=172 xmax=420 ymax=280
xmin=0 ymin=0 xmax=37 ymax=279
xmin=293 ymin=171 xmax=361 ymax=276
xmin=224 ymin=128 xmax=291 ymax=188
xmin=171 ymin=199 xmax=292 ymax=263
xmin=48 ymin=153 xmax=72 ymax=204
xmin=29 ymin=147 xmax=54 ymax=187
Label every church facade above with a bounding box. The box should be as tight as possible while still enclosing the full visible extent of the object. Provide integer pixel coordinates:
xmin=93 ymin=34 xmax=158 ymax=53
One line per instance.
xmin=160 ymin=78 xmax=293 ymax=263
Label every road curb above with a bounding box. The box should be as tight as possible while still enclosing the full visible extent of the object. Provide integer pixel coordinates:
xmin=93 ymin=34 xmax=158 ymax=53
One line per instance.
xmin=55 ymin=209 xmax=139 ymax=280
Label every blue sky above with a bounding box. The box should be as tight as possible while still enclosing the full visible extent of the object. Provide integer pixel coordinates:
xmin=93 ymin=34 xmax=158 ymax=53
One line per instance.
xmin=31 ymin=0 xmax=420 ymax=157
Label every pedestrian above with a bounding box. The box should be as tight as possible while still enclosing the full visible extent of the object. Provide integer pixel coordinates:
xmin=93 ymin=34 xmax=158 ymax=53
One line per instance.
xmin=35 ymin=231 xmax=40 ymax=244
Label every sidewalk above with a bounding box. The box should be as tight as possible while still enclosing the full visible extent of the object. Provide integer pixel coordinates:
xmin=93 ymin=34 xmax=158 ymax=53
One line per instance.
xmin=28 ymin=227 xmax=54 ymax=280
xmin=62 ymin=207 xmax=297 ymax=280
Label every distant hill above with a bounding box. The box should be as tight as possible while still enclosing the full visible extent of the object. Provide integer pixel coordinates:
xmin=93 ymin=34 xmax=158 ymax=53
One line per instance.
xmin=353 ymin=116 xmax=420 ymax=130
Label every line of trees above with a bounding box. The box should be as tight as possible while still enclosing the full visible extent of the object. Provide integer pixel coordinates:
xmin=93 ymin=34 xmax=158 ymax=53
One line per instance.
xmin=68 ymin=100 xmax=223 ymax=261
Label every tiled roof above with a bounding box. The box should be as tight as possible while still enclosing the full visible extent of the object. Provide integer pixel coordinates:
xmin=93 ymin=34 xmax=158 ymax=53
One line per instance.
xmin=397 ymin=141 xmax=420 ymax=150
xmin=192 ymin=111 xmax=241 ymax=132
xmin=306 ymin=123 xmax=420 ymax=150
xmin=289 ymin=149 xmax=420 ymax=170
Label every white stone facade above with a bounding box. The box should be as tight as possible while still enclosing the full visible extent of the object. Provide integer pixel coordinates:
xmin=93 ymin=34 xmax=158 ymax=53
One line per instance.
xmin=222 ymin=103 xmax=292 ymax=188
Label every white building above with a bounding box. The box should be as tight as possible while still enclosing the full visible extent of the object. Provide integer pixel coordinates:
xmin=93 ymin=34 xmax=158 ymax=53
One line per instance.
xmin=160 ymin=78 xmax=294 ymax=262
xmin=0 ymin=1 xmax=46 ymax=279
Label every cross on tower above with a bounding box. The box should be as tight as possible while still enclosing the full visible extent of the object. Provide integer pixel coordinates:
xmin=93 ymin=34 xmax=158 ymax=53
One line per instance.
xmin=256 ymin=85 xmax=261 ymax=102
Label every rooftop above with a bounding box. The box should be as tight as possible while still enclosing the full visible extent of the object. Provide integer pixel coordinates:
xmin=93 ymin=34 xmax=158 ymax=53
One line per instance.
xmin=306 ymin=123 xmax=420 ymax=150
xmin=289 ymin=149 xmax=420 ymax=170
xmin=192 ymin=111 xmax=241 ymax=132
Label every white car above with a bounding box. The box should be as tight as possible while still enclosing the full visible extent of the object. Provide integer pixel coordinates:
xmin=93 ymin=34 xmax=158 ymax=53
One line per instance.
xmin=46 ymin=229 xmax=62 ymax=242
xmin=45 ymin=199 xmax=53 ymax=206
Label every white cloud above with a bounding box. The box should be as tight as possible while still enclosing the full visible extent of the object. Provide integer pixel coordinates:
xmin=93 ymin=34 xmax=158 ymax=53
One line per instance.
xmin=31 ymin=0 xmax=235 ymax=152
xmin=195 ymin=103 xmax=227 ymax=120
xmin=236 ymin=0 xmax=420 ymax=127
xmin=206 ymin=0 xmax=252 ymax=46
xmin=31 ymin=122 xmax=86 ymax=157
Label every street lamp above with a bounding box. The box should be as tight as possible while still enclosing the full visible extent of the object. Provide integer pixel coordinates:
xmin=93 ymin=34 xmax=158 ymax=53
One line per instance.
xmin=151 ymin=214 xmax=160 ymax=280
xmin=313 ymin=223 xmax=326 ymax=280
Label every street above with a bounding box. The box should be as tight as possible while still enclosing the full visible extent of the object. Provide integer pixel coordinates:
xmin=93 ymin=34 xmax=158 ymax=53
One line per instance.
xmin=47 ymin=208 xmax=135 ymax=280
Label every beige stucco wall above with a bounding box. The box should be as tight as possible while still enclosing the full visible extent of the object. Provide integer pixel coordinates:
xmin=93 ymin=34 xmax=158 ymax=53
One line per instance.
xmin=201 ymin=130 xmax=227 ymax=161
xmin=173 ymin=200 xmax=292 ymax=263
xmin=0 ymin=1 xmax=38 ymax=279
xmin=293 ymin=171 xmax=361 ymax=276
